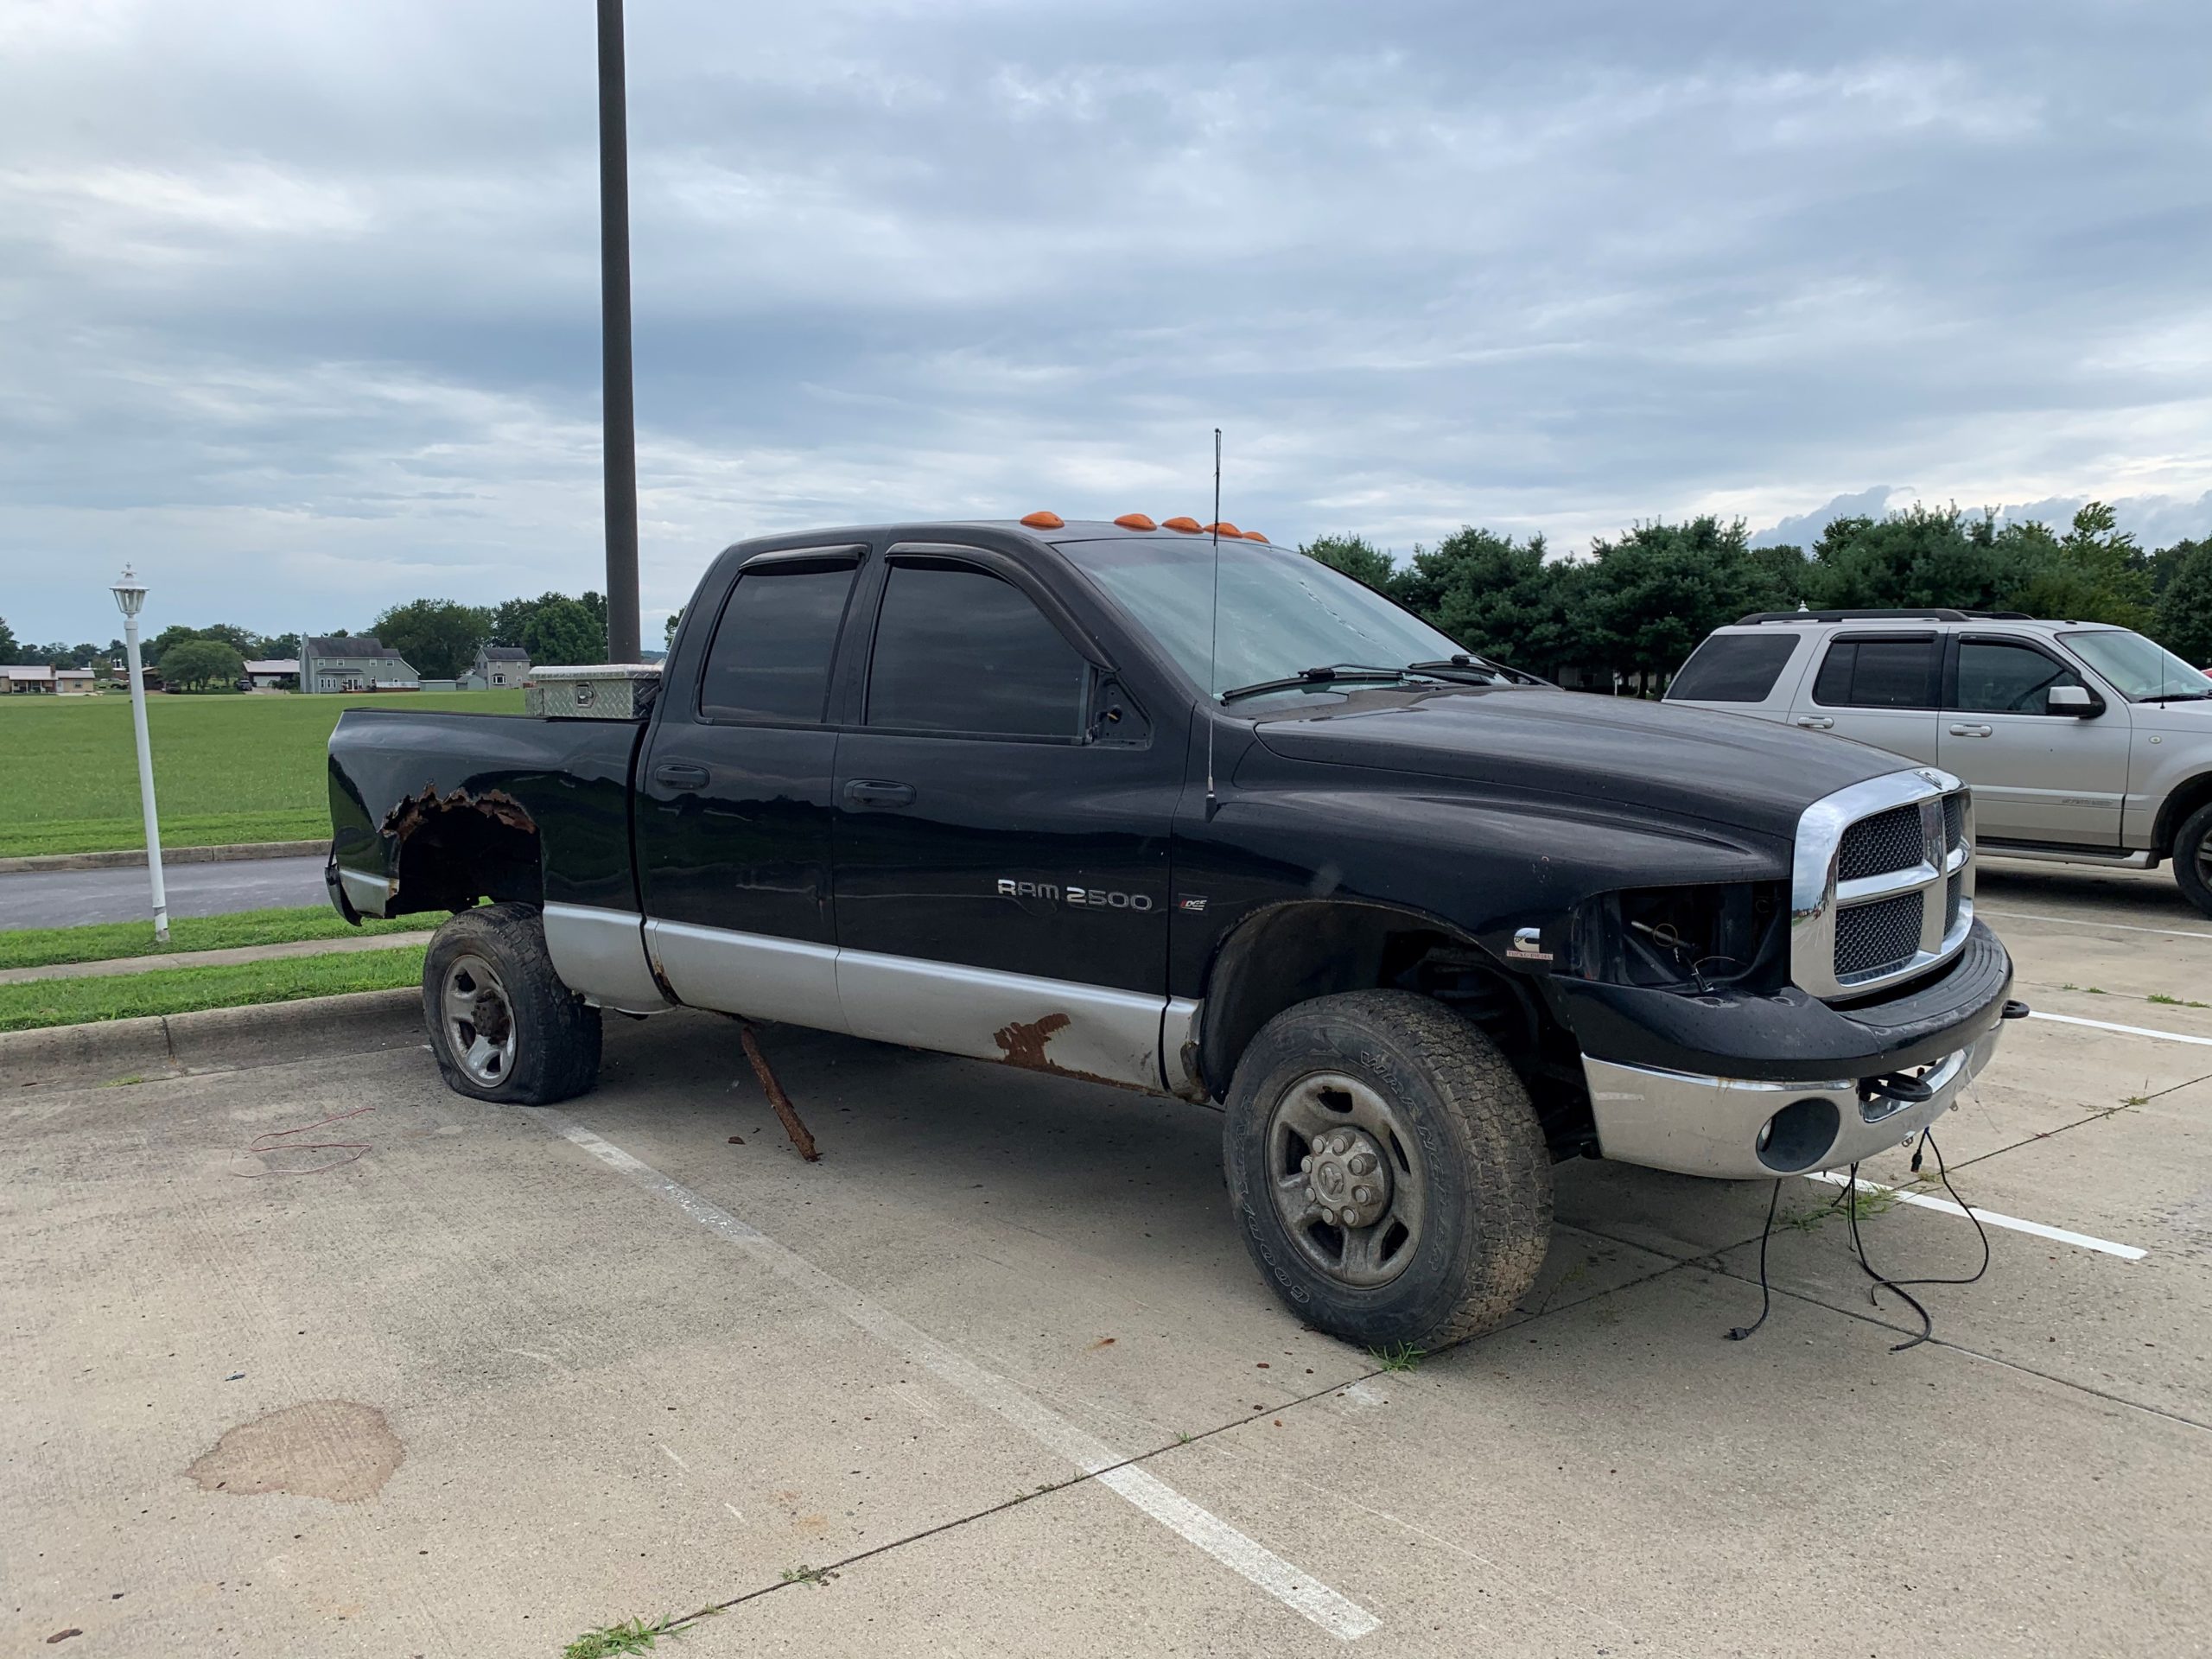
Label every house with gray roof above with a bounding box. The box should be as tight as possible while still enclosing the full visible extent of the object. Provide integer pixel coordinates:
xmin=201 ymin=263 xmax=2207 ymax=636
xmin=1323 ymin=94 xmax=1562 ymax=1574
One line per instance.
xmin=462 ymin=644 xmax=531 ymax=690
xmin=301 ymin=636 xmax=420 ymax=694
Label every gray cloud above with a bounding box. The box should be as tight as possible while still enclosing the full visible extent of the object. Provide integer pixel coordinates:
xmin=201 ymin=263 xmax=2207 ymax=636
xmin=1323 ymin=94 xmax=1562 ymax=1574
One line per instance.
xmin=3 ymin=0 xmax=2210 ymax=639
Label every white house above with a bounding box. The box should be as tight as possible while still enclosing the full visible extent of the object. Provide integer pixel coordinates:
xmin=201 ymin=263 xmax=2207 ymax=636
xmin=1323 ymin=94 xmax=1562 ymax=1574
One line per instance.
xmin=462 ymin=644 xmax=531 ymax=690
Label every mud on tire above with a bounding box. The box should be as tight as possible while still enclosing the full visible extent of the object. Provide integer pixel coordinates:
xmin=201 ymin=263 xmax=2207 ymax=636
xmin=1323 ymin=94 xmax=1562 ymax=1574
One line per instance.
xmin=1223 ymin=989 xmax=1552 ymax=1351
xmin=422 ymin=902 xmax=601 ymax=1105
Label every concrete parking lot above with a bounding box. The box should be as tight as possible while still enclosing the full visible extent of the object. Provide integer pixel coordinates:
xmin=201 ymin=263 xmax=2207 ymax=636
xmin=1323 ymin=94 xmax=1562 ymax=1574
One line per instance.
xmin=5 ymin=861 xmax=2209 ymax=1657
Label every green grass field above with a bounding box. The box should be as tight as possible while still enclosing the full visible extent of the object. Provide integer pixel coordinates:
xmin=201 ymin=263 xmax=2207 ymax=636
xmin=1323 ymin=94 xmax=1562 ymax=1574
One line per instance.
xmin=0 ymin=944 xmax=426 ymax=1032
xmin=0 ymin=905 xmax=429 ymax=970
xmin=0 ymin=690 xmax=524 ymax=857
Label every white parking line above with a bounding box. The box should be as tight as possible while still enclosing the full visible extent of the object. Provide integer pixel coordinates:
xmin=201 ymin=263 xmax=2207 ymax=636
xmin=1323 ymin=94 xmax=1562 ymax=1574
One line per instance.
xmin=2028 ymin=1010 xmax=2212 ymax=1048
xmin=522 ymin=1107 xmax=1382 ymax=1643
xmin=1977 ymin=906 xmax=2212 ymax=943
xmin=1802 ymin=1171 xmax=2146 ymax=1260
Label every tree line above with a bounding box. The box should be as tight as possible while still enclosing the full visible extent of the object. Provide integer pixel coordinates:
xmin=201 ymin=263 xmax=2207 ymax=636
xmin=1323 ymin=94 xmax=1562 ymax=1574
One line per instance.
xmin=1305 ymin=502 xmax=2212 ymax=687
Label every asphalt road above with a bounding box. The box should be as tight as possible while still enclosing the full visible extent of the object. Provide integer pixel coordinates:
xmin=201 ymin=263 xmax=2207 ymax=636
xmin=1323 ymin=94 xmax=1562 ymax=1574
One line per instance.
xmin=0 ymin=853 xmax=328 ymax=930
xmin=5 ymin=862 xmax=2208 ymax=1656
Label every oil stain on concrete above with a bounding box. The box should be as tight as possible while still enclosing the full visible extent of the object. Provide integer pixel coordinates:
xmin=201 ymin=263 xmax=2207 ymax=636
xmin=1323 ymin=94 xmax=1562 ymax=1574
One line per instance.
xmin=186 ymin=1401 xmax=404 ymax=1503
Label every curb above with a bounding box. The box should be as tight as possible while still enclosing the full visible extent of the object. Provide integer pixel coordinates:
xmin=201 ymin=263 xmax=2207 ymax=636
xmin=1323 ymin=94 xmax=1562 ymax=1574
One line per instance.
xmin=0 ymin=840 xmax=328 ymax=875
xmin=0 ymin=988 xmax=423 ymax=1090
xmin=0 ymin=931 xmax=435 ymax=987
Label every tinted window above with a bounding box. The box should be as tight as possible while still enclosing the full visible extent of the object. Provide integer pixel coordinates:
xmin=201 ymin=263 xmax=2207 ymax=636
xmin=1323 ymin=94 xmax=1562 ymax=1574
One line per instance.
xmin=1955 ymin=639 xmax=2086 ymax=715
xmin=1667 ymin=632 xmax=1800 ymax=702
xmin=1812 ymin=638 xmax=1935 ymax=708
xmin=867 ymin=563 xmax=1086 ymax=737
xmin=698 ymin=562 xmax=857 ymax=722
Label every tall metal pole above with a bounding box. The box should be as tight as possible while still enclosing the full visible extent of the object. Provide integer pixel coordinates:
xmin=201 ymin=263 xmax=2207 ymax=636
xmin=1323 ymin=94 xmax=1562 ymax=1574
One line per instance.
xmin=111 ymin=569 xmax=168 ymax=944
xmin=597 ymin=0 xmax=642 ymax=664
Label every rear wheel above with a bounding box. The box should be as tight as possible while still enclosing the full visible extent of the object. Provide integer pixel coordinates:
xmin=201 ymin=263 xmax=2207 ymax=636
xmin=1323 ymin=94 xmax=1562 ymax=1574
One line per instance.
xmin=1223 ymin=990 xmax=1552 ymax=1350
xmin=423 ymin=904 xmax=601 ymax=1104
xmin=2176 ymin=802 xmax=2212 ymax=920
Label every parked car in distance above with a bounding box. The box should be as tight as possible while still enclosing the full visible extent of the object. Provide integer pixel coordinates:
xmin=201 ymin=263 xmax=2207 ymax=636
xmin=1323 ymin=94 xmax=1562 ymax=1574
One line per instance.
xmin=1666 ymin=609 xmax=2212 ymax=917
xmin=326 ymin=525 xmax=2021 ymax=1349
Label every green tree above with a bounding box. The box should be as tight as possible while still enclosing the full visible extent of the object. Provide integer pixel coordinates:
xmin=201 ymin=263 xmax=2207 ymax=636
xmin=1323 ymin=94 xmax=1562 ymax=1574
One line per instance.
xmin=520 ymin=595 xmax=605 ymax=666
xmin=1583 ymin=516 xmax=1782 ymax=686
xmin=1803 ymin=505 xmax=2029 ymax=612
xmin=0 ymin=616 xmax=17 ymax=660
xmin=144 ymin=623 xmax=203 ymax=666
xmin=370 ymin=599 xmax=493 ymax=681
xmin=1401 ymin=528 xmax=1567 ymax=671
xmin=1300 ymin=534 xmax=1401 ymax=594
xmin=2005 ymin=502 xmax=2154 ymax=627
xmin=2155 ymin=540 xmax=2212 ymax=667
xmin=663 ymin=610 xmax=683 ymax=647
xmin=255 ymin=632 xmax=301 ymax=659
xmin=160 ymin=638 xmax=245 ymax=692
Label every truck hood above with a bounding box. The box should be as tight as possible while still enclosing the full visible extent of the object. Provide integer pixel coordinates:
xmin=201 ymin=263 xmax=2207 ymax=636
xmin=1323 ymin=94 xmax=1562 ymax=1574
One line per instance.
xmin=1249 ymin=686 xmax=1908 ymax=842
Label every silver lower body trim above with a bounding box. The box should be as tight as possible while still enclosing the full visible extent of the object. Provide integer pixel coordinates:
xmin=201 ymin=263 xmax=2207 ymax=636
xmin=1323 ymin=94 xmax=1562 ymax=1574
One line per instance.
xmin=1582 ymin=1027 xmax=2005 ymax=1179
xmin=1979 ymin=843 xmax=2158 ymax=870
xmin=645 ymin=918 xmax=842 ymax=1030
xmin=545 ymin=903 xmax=674 ymax=1014
xmin=336 ymin=864 xmax=397 ymax=918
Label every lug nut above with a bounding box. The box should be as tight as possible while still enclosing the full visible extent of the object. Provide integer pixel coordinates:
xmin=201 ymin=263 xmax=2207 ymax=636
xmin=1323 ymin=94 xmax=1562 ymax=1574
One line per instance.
xmin=1300 ymin=1154 xmax=1313 ymax=1173
xmin=1332 ymin=1134 xmax=1351 ymax=1155
xmin=1353 ymin=1185 xmax=1373 ymax=1205
xmin=1304 ymin=1185 xmax=1316 ymax=1201
xmin=1349 ymin=1153 xmax=1376 ymax=1175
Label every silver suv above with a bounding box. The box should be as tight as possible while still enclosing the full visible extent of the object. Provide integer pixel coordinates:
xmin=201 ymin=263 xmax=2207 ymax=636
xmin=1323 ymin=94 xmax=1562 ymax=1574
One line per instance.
xmin=1665 ymin=609 xmax=2212 ymax=918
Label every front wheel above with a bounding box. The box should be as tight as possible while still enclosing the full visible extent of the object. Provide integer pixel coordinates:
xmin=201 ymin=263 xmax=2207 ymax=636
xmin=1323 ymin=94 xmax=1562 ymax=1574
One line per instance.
xmin=1223 ymin=990 xmax=1552 ymax=1351
xmin=423 ymin=903 xmax=601 ymax=1104
xmin=2175 ymin=803 xmax=2212 ymax=921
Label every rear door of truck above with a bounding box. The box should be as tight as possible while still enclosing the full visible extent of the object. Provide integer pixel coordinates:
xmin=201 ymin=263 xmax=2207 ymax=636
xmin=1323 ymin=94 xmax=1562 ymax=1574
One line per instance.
xmin=633 ymin=543 xmax=867 ymax=1026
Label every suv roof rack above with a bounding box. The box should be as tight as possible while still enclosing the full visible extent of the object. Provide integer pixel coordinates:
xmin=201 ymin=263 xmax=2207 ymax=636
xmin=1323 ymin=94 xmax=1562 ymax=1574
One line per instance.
xmin=1735 ymin=608 xmax=2034 ymax=626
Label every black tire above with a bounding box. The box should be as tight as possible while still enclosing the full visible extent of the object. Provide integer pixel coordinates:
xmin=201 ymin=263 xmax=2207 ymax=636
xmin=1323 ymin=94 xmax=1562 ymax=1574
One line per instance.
xmin=1223 ymin=989 xmax=1552 ymax=1350
xmin=422 ymin=903 xmax=601 ymax=1105
xmin=2175 ymin=803 xmax=2212 ymax=921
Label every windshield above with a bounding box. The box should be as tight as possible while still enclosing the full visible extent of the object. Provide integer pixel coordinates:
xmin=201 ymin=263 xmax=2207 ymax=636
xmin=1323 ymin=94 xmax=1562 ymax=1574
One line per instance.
xmin=2060 ymin=630 xmax=2212 ymax=701
xmin=1057 ymin=537 xmax=1466 ymax=698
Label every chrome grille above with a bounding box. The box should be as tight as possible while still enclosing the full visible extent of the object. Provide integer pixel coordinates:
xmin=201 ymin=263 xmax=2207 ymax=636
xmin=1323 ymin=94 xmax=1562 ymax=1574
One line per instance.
xmin=1835 ymin=893 xmax=1923 ymax=979
xmin=1791 ymin=770 xmax=1976 ymax=1000
xmin=1838 ymin=805 xmax=1922 ymax=882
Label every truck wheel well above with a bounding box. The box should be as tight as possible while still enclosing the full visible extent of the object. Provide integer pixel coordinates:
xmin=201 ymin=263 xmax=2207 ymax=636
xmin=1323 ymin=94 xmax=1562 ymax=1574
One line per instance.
xmin=2155 ymin=772 xmax=2212 ymax=856
xmin=1198 ymin=900 xmax=1593 ymax=1157
xmin=383 ymin=786 xmax=543 ymax=917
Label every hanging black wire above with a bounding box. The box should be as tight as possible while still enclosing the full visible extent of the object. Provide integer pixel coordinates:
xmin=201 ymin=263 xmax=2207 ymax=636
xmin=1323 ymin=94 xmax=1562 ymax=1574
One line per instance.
xmin=1726 ymin=1180 xmax=1783 ymax=1341
xmin=1845 ymin=1128 xmax=1992 ymax=1352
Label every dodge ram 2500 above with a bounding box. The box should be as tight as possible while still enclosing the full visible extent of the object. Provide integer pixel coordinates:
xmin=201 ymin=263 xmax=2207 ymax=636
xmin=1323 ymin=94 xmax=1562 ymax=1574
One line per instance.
xmin=327 ymin=517 xmax=2021 ymax=1347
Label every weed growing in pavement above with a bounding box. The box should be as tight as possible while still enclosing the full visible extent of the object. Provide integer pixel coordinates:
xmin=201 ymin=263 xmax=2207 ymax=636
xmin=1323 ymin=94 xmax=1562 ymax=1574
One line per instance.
xmin=781 ymin=1564 xmax=838 ymax=1589
xmin=1784 ymin=1185 xmax=1899 ymax=1234
xmin=2148 ymin=994 xmax=2209 ymax=1007
xmin=563 ymin=1611 xmax=705 ymax=1657
xmin=1368 ymin=1342 xmax=1425 ymax=1372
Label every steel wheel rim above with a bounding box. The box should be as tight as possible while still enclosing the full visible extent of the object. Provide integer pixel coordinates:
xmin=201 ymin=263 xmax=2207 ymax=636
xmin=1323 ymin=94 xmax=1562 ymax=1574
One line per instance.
xmin=442 ymin=953 xmax=516 ymax=1086
xmin=1263 ymin=1070 xmax=1427 ymax=1288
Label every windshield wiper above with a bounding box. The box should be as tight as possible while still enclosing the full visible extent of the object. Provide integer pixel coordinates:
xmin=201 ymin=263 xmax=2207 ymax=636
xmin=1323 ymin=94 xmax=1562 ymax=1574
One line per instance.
xmin=1217 ymin=664 xmax=1434 ymax=704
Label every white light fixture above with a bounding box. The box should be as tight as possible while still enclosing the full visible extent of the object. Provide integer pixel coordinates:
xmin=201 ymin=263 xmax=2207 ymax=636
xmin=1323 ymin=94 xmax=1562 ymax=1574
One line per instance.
xmin=111 ymin=565 xmax=168 ymax=942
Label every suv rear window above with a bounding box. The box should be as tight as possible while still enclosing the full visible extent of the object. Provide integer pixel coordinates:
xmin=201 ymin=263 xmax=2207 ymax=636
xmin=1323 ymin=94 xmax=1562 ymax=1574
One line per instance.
xmin=1812 ymin=637 xmax=1936 ymax=709
xmin=1667 ymin=632 xmax=1800 ymax=702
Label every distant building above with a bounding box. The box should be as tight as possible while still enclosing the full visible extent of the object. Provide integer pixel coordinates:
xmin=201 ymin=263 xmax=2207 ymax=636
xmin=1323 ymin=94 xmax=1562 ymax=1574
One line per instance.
xmin=3 ymin=665 xmax=55 ymax=694
xmin=301 ymin=636 xmax=421 ymax=694
xmin=242 ymin=658 xmax=299 ymax=691
xmin=54 ymin=668 xmax=95 ymax=695
xmin=462 ymin=644 xmax=531 ymax=690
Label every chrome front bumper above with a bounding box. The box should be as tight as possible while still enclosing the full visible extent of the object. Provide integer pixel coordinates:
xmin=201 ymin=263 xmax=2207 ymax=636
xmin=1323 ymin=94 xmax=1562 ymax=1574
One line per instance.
xmin=1581 ymin=1024 xmax=2005 ymax=1179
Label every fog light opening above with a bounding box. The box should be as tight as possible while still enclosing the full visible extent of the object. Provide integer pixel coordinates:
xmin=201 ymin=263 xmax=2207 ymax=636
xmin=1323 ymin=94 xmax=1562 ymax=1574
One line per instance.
xmin=1757 ymin=1096 xmax=1841 ymax=1173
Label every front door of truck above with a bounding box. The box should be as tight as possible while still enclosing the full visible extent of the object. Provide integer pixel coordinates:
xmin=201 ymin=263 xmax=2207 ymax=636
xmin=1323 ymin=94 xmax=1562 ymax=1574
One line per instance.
xmin=829 ymin=546 xmax=1181 ymax=1088
xmin=1941 ymin=632 xmax=2128 ymax=846
xmin=636 ymin=545 xmax=865 ymax=1027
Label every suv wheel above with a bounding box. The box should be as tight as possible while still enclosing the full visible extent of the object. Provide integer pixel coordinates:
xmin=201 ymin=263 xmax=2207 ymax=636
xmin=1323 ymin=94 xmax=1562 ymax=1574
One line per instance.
xmin=423 ymin=903 xmax=602 ymax=1104
xmin=2176 ymin=802 xmax=2212 ymax=920
xmin=1222 ymin=990 xmax=1552 ymax=1350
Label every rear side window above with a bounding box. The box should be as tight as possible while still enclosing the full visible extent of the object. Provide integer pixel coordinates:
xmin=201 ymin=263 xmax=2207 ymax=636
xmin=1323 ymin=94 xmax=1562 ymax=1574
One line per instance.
xmin=867 ymin=563 xmax=1086 ymax=738
xmin=1812 ymin=637 xmax=1936 ymax=709
xmin=698 ymin=560 xmax=858 ymax=722
xmin=1667 ymin=632 xmax=1800 ymax=702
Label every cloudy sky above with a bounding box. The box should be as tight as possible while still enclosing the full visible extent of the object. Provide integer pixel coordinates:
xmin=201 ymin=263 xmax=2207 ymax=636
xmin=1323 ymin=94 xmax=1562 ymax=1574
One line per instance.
xmin=3 ymin=0 xmax=2209 ymax=644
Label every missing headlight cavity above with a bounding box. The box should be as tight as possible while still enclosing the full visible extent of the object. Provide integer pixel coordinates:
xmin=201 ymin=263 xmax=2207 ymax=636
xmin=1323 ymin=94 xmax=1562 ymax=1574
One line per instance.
xmin=1573 ymin=881 xmax=1788 ymax=991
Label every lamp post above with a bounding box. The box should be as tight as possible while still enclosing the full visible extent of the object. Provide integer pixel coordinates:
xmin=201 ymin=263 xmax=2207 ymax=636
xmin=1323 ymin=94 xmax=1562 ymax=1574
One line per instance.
xmin=597 ymin=0 xmax=641 ymax=664
xmin=111 ymin=566 xmax=168 ymax=943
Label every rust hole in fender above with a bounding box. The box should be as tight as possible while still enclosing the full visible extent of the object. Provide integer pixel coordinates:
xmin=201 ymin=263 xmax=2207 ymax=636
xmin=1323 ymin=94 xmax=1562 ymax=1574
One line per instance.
xmin=380 ymin=784 xmax=534 ymax=842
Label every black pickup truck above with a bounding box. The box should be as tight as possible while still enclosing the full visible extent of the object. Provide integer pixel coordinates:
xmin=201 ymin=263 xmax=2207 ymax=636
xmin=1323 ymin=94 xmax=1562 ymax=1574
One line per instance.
xmin=327 ymin=516 xmax=2019 ymax=1347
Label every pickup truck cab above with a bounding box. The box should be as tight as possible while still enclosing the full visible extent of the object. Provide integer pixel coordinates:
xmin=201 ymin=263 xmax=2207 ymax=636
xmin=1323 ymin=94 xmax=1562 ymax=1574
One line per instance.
xmin=327 ymin=519 xmax=2019 ymax=1347
xmin=1665 ymin=610 xmax=2212 ymax=918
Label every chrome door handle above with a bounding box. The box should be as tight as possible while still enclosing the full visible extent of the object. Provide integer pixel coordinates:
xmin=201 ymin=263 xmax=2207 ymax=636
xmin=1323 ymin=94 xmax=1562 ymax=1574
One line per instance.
xmin=1948 ymin=723 xmax=1993 ymax=737
xmin=1795 ymin=715 xmax=1834 ymax=730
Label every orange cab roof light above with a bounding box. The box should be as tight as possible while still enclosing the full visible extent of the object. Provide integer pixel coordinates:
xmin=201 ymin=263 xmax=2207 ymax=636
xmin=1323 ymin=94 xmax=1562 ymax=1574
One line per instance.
xmin=1204 ymin=522 xmax=1240 ymax=537
xmin=1114 ymin=512 xmax=1157 ymax=531
xmin=1020 ymin=509 xmax=1065 ymax=529
xmin=1242 ymin=529 xmax=1268 ymax=543
xmin=1161 ymin=515 xmax=1203 ymax=532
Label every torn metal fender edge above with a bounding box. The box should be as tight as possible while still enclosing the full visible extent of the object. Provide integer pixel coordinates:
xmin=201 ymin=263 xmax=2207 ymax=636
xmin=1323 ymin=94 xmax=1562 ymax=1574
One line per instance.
xmin=378 ymin=783 xmax=535 ymax=842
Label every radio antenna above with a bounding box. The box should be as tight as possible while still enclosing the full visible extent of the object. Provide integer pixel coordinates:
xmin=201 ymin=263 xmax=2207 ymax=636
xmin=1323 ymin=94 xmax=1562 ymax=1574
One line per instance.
xmin=1205 ymin=427 xmax=1223 ymax=810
